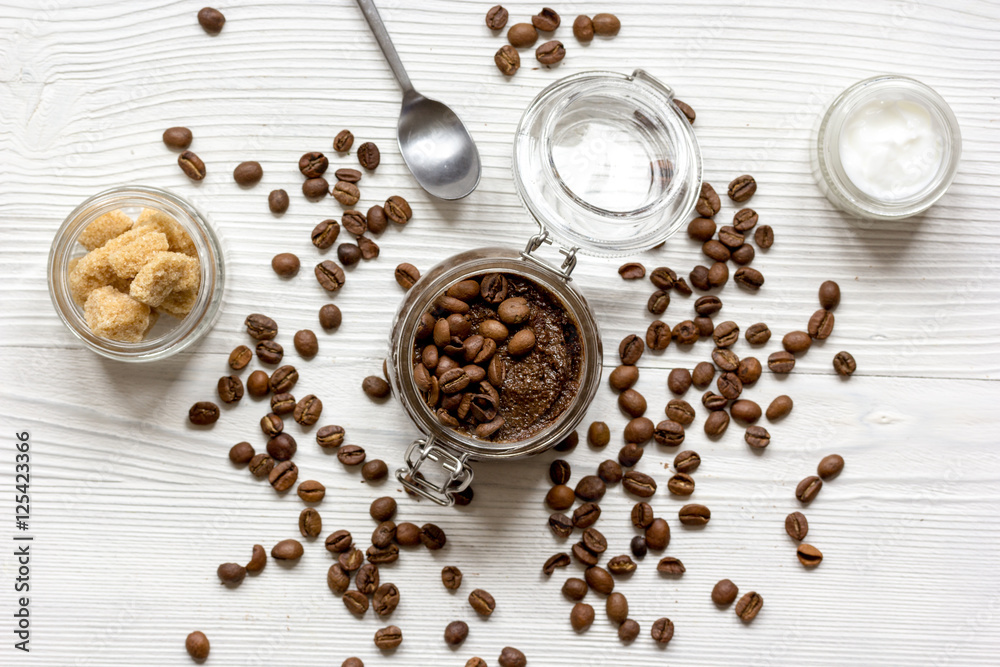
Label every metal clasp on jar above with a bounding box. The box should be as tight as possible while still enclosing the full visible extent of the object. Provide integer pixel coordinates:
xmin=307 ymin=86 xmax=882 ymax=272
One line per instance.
xmin=396 ymin=438 xmax=474 ymax=506
xmin=520 ymin=229 xmax=578 ymax=281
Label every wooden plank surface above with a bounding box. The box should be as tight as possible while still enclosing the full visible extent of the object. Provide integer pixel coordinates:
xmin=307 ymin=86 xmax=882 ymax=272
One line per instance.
xmin=1 ymin=1 xmax=999 ymax=665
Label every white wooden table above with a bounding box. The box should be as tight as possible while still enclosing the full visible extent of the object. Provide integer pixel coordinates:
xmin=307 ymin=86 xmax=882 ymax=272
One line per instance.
xmin=1 ymin=1 xmax=999 ymax=665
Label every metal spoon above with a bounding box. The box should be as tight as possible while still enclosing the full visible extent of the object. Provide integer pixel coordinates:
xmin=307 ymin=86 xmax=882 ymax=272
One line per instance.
xmin=355 ymin=0 xmax=482 ymax=200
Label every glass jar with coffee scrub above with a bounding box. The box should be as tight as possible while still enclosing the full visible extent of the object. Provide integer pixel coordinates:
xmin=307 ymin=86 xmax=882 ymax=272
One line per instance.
xmin=387 ymin=69 xmax=703 ymax=505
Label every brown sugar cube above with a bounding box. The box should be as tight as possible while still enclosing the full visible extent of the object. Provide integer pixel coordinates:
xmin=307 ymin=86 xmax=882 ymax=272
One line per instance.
xmin=68 ymin=247 xmax=125 ymax=306
xmin=83 ymin=286 xmax=153 ymax=342
xmin=104 ymin=227 xmax=169 ymax=279
xmin=134 ymin=208 xmax=197 ymax=257
xmin=130 ymin=251 xmax=200 ymax=307
xmin=78 ymin=209 xmax=133 ymax=251
xmin=157 ymin=288 xmax=198 ymax=319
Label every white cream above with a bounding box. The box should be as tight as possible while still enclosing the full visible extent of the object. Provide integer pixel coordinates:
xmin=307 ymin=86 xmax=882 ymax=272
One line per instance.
xmin=838 ymin=97 xmax=944 ymax=202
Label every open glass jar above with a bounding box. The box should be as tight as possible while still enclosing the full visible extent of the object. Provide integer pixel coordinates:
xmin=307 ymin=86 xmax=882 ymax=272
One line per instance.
xmin=48 ymin=185 xmax=225 ymax=362
xmin=388 ymin=69 xmax=702 ymax=505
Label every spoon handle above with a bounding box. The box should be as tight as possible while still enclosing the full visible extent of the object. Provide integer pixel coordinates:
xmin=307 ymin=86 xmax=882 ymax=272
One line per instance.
xmin=355 ymin=0 xmax=413 ymax=93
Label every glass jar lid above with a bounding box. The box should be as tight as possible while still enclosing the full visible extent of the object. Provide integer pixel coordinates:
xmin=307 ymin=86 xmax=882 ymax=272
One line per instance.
xmin=513 ymin=69 xmax=702 ymax=257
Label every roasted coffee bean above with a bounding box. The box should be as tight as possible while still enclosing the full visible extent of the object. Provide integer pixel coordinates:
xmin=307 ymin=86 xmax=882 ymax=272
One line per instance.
xmin=602 ymin=591 xmax=630 ymax=625
xmin=667 ymin=472 xmax=695 ymax=496
xmin=337 ymin=243 xmax=361 ymax=266
xmin=360 ymin=459 xmax=388 ymax=482
xmin=327 ymin=562 xmax=351 ymax=594
xmin=713 ymin=348 xmax=740 ymax=372
xmin=622 ymin=470 xmax=656 ymax=497
xmin=679 ymin=504 xmax=711 ymax=526
xmin=630 ymin=535 xmax=647 ymax=560
xmin=325 ymin=530 xmax=352 ymax=553
xmin=673 ymin=320 xmax=700 ymax=344
xmin=342 ymin=209 xmax=367 ymax=236
xmin=733 ymin=207 xmax=759 ymax=231
xmin=631 ymin=502 xmax=654 ymax=529
xmin=267 ymin=188 xmax=289 ymax=214
xmin=713 ymin=321 xmax=740 ymax=348
xmin=833 ymin=351 xmax=857 ymax=376
xmin=338 ymin=444 xmax=366 ymax=466
xmin=754 ymin=225 xmax=774 ymax=248
xmin=373 ymin=625 xmax=402 ymax=649
xmin=244 ymin=544 xmax=267 ymax=574
xmin=592 ymin=12 xmax=621 ymax=35
xmin=651 ymin=617 xmax=675 ymax=644
xmin=797 ymin=543 xmax=823 ymax=567
xmin=619 ymin=334 xmax=644 ymax=365
xmin=270 ymin=392 xmax=295 ymax=415
xmin=358 ymin=235 xmax=379 ymax=260
xmin=645 ymin=320 xmax=671 ymax=351
xmin=689 ymin=265 xmax=711 ymax=291
xmin=696 ymin=182 xmax=721 ymax=217
xmin=532 ymin=7 xmax=560 ymax=31
xmin=818 ymin=453 xmax=845 ymax=480
xmin=188 ymin=401 xmax=219 ymax=425
xmin=744 ymin=425 xmax=770 ymax=449
xmin=178 ymin=150 xmax=206 ymax=180
xmin=271 ymin=538 xmax=303 ymax=561
xmin=367 ymin=543 xmax=399 ymax=565
xmin=217 ymin=562 xmax=246 ymax=586
xmin=704 ymin=410 xmax=730 ymax=436
xmin=730 ymin=399 xmax=761 ymax=423
xmin=618 ymin=388 xmax=647 ymax=417
xmin=548 ymin=512 xmax=573 ymax=538
xmin=783 ymin=330 xmax=812 ymax=354
xmin=249 ymin=453 xmax=274 ymax=478
xmin=694 ymin=295 xmax=722 ymax=316
xmin=569 ymin=601 xmax=595 ymax=632
xmin=668 ymin=368 xmax=692 ymax=394
xmin=486 ymin=4 xmax=509 ymax=29
xmin=575 ymin=475 xmax=606 ymax=502
xmin=362 ymin=205 xmax=387 ymax=236
xmin=269 ymin=460 xmax=298 ymax=491
xmin=596 ymin=458 xmax=623 ymax=485
xmin=695 ymin=317 xmax=714 ymax=338
xmin=260 ymin=413 xmax=283 ymax=438
xmin=703 ymin=239 xmax=731 ymax=263
xmin=309 ymin=220 xmax=340 ymax=250
xmin=245 ymin=313 xmax=277 ymax=340
xmin=645 ymin=517 xmax=670 ymax=550
xmin=543 ymin=552 xmax=571 ymax=575
xmin=362 ymin=375 xmax=391 ymax=400
xmin=766 ymin=395 xmax=793 ymax=421
xmin=653 ymin=420 xmax=685 ymax=447
xmin=363 ymin=496 xmax=395 ymax=523
xmin=649 ymin=266 xmax=676 ymax=289
xmin=256 ymin=340 xmax=283 ymax=365
xmin=712 ymin=579 xmax=739 ymax=605
xmin=618 ymin=442 xmax=644 ymax=467
xmin=737 ymin=357 xmax=762 ymax=386
xmin=796 ymin=475 xmax=823 ymax=503
xmin=728 ymin=174 xmax=757 ymax=202
xmin=585 ymin=566 xmax=614 ymax=594
xmin=675 ymin=98 xmax=696 ymax=124
xmin=736 ymin=591 xmax=763 ymax=621
xmin=229 ymin=441 xmax=254 ymax=465
xmin=689 ymin=362 xmax=715 ymax=390
xmin=708 ymin=261 xmax=729 ymax=287
xmin=316 ymin=424 xmax=345 ymax=448
xmin=444 ymin=619 xmax=469 ymax=646
xmin=342 ymin=659 xmax=363 ymax=667
xmin=228 ymin=345 xmax=253 ymax=371
xmin=674 ymin=450 xmax=701 ymax=474
xmin=647 ymin=290 xmax=670 ymax=314
xmin=785 ymin=511 xmax=809 ymax=540
xmin=657 ymin=557 xmax=686 ymax=575
xmin=298 ymin=151 xmax=328 ymax=178
xmin=390 ymin=523 xmax=417 ymax=548
xmin=572 ymin=502 xmax=602 ymax=529
xmin=498 ymin=647 xmax=526 ymax=667
xmin=469 ymin=589 xmax=496 ymax=616
xmin=688 ymin=217 xmax=717 ymax=241
xmin=266 ymin=433 xmax=296 ymax=461
xmin=732 ymin=243 xmax=755 ymax=265
xmin=333 ymin=129 xmax=354 ymax=152
xmin=734 ymin=266 xmax=764 ymax=290
xmin=298 ymin=479 xmax=325 ymax=503
xmin=819 ymin=280 xmax=841 ymax=309
xmin=508 ymin=328 xmax=536 ymax=356
xmin=666 ymin=399 xmax=696 ymax=426
xmin=808 ymin=308 xmax=835 ymax=340
xmin=392 ymin=262 xmax=421 ymax=290
xmin=314 ymin=260 xmax=346 ymax=292
xmin=608 ymin=365 xmax=638 ymax=392
xmin=572 ymin=14 xmax=594 ymax=41
xmin=299 ymin=507 xmax=322 ymax=537
xmin=768 ymin=351 xmax=796 ymax=373
xmin=581 ymin=527 xmax=607 ymax=554
xmin=217 ymin=375 xmax=244 ymax=404
xmin=371 ymin=521 xmax=396 ymax=548
xmin=302 ymin=176 xmax=329 ymax=199
xmin=624 ymin=417 xmax=654 ymax=443
xmin=419 ymin=523 xmax=446 ymax=550
xmin=197 ymin=6 xmax=225 ymax=32
xmin=549 ymin=459 xmax=571 ymax=485
xmin=268 ymin=365 xmax=298 ymax=393
xmin=702 ymin=391 xmax=728 ymax=411
xmin=745 ymin=322 xmax=771 ymax=345
xmin=507 ymin=22 xmax=538 ymax=47
xmin=162 ymin=126 xmax=192 ymax=149
xmin=497 ymin=296 xmax=530 ymax=325
xmin=357 ymin=142 xmax=380 ymax=170
xmin=339 ymin=547 xmax=364 ymax=571
xmin=355 ymin=562 xmax=380 ymax=595
xmin=332 ymin=181 xmax=360 ymax=206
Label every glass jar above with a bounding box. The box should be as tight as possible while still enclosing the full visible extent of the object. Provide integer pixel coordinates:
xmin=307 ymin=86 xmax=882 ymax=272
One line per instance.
xmin=48 ymin=185 xmax=225 ymax=362
xmin=388 ymin=69 xmax=702 ymax=505
xmin=815 ymin=75 xmax=962 ymax=220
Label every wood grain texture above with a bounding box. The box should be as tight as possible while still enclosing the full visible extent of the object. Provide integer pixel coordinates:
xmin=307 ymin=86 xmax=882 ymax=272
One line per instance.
xmin=1 ymin=1 xmax=999 ymax=665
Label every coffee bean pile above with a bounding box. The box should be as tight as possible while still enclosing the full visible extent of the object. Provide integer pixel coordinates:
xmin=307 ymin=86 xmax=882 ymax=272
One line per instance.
xmin=488 ymin=6 xmax=621 ymax=75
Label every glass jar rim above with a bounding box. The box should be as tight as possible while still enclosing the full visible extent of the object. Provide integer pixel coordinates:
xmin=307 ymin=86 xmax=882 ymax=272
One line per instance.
xmin=513 ymin=69 xmax=702 ymax=256
xmin=47 ymin=184 xmax=225 ymax=362
xmin=817 ymin=74 xmax=962 ymax=220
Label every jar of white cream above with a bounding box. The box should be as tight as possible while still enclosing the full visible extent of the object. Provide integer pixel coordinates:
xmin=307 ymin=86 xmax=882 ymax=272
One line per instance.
xmin=816 ymin=75 xmax=961 ymax=220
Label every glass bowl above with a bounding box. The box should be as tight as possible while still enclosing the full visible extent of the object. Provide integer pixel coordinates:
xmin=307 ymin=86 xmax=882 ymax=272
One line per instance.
xmin=47 ymin=185 xmax=225 ymax=362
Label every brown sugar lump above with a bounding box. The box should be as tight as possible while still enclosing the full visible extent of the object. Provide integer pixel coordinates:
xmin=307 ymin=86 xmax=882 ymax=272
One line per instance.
xmin=103 ymin=227 xmax=169 ymax=279
xmin=77 ymin=209 xmax=133 ymax=251
xmin=130 ymin=251 xmax=200 ymax=307
xmin=157 ymin=288 xmax=198 ymax=319
xmin=68 ymin=246 xmax=122 ymax=305
xmin=134 ymin=208 xmax=197 ymax=257
xmin=83 ymin=286 xmax=154 ymax=342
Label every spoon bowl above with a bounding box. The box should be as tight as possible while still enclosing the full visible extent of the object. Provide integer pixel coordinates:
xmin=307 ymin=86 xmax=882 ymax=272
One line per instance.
xmin=398 ymin=91 xmax=481 ymax=200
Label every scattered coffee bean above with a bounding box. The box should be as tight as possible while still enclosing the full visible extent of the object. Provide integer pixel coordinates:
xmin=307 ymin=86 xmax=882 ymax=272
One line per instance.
xmin=712 ymin=579 xmax=739 ymax=605
xmin=608 ymin=365 xmax=638 ymax=392
xmin=585 ymin=565 xmax=614 ymax=594
xmin=735 ymin=591 xmax=763 ymax=621
xmin=245 ymin=544 xmax=266 ymax=573
xmin=575 ymin=475 xmax=606 ymax=502
xmin=498 ymin=647 xmax=526 ymax=667
xmin=270 ymin=392 xmax=295 ymax=415
xmin=178 ymin=151 xmax=206 ymax=180
xmin=704 ymin=410 xmax=730 ymax=436
xmin=624 ymin=416 xmax=653 ymax=443
xmin=229 ymin=441 xmax=254 ymax=464
xmin=297 ymin=479 xmax=326 ymax=503
xmin=818 ymin=453 xmax=845 ymax=479
xmin=656 ymin=556 xmax=686 ymax=575
xmin=833 ymin=351 xmax=857 ymax=376
xmin=256 ymin=340 xmax=283 ymax=365
xmin=732 ymin=243 xmax=755 ymax=264
xmin=766 ymin=395 xmax=793 ymax=421
xmin=796 ymin=475 xmax=823 ymax=503
xmin=357 ymin=142 xmax=380 ymax=170
xmin=197 ymin=7 xmax=225 ymax=33
xmin=783 ymin=330 xmax=812 ymax=354
xmin=618 ymin=262 xmax=645 ymax=280
xmin=745 ymin=322 xmax=771 ymax=345
xmin=271 ymin=538 xmax=303 ymax=561
xmin=696 ymin=182 xmax=721 ymax=217
xmin=186 ymin=631 xmax=210 ymax=661
xmin=554 ymin=431 xmax=578 ymax=452
xmin=373 ymin=625 xmax=402 ymax=650
xmin=536 ymin=39 xmax=566 ymax=65
xmin=768 ymin=351 xmax=796 ymax=374
xmin=325 ymin=529 xmax=353 ymax=553
xmin=293 ymin=393 xmax=322 ymax=426
xmin=317 ymin=424 xmax=346 ymax=448
xmin=486 ymin=5 xmax=509 ymax=30
xmin=188 ymin=401 xmax=219 ymax=425
xmin=362 ymin=459 xmax=389 ymax=481
xmin=691 ymin=362 xmax=715 ymax=389
xmin=362 ymin=375 xmax=390 ymax=400
xmin=229 ymin=345 xmax=252 ymax=370
xmin=162 ymin=126 xmax=192 ymax=149
xmin=315 ymin=260 xmax=346 ymax=292
xmin=248 ymin=453 xmax=274 ymax=478
xmin=333 ymin=129 xmax=354 ymax=153
xmin=548 ymin=513 xmax=573 ymax=538
xmin=672 ymin=320 xmax=700 ymax=344
xmin=618 ymin=388 xmax=647 ymax=417
xmin=731 ymin=399 xmax=761 ymax=424
xmin=631 ymin=502 xmax=654 ymax=529
xmin=703 ymin=239 xmax=731 ymax=263
xmin=744 ymin=425 xmax=770 ymax=449
xmin=674 ymin=450 xmax=701 ymax=473
xmin=359 ymin=236 xmax=380 ymax=262
xmin=532 ymin=7 xmax=560 ymax=31
xmin=260 ymin=413 xmax=283 ymax=438
xmin=420 ymin=523 xmax=447 ymax=550
xmin=755 ymin=224 xmax=774 ymax=248
xmin=667 ymin=472 xmax=695 ymax=496
xmin=618 ymin=442 xmax=644 ymax=467
xmin=674 ymin=98 xmax=696 ymax=124
xmin=688 ymin=217 xmax=717 ymax=241
xmin=622 ymin=470 xmax=656 ymax=497
xmin=217 ymin=562 xmax=246 ymax=586
xmin=302 ymin=177 xmax=329 ymax=199
xmin=728 ymin=174 xmax=757 ymax=201
xmin=737 ymin=357 xmax=762 ymax=385
xmin=819 ymin=280 xmax=841 ymax=308
xmin=544 ymin=552 xmax=571 ymax=575
xmin=797 ymin=543 xmax=823 ymax=567
xmin=592 ymin=12 xmax=621 ymax=36
xmin=299 ymin=507 xmax=322 ymax=537
xmin=647 ymin=289 xmax=670 ymax=314
xmin=668 ymin=368 xmax=692 ymax=394
xmin=444 ymin=619 xmax=469 ymax=646
xmin=267 ymin=189 xmax=289 ymax=214
xmin=717 ymin=371 xmax=743 ymax=399
xmin=271 ymin=252 xmax=300 ymax=278
xmin=679 ymin=504 xmax=711 ymax=526
xmin=469 ymin=589 xmax=496 ymax=616
xmin=619 ymin=619 xmax=640 ymax=642
xmin=572 ymin=14 xmax=594 ymax=41
xmin=646 ymin=320 xmax=671 ymax=351
xmin=653 ymin=420 xmax=685 ymax=447
xmin=569 ymin=601 xmax=595 ymax=632
xmin=651 ymin=617 xmax=674 ymax=644
xmin=785 ymin=511 xmax=809 ymax=540
xmin=666 ymin=399 xmax=695 ymax=425
xmin=269 ymin=460 xmax=298 ymax=491
xmin=332 ymin=181 xmax=360 ymax=206
xmin=507 ymin=22 xmax=538 ymax=47
xmin=808 ymin=308 xmax=835 ymax=340
xmin=630 ymin=535 xmax=647 ymax=559
xmin=217 ymin=375 xmax=243 ymax=403
xmin=233 ymin=161 xmax=263 ymax=186
xmin=734 ymin=266 xmax=764 ymax=290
